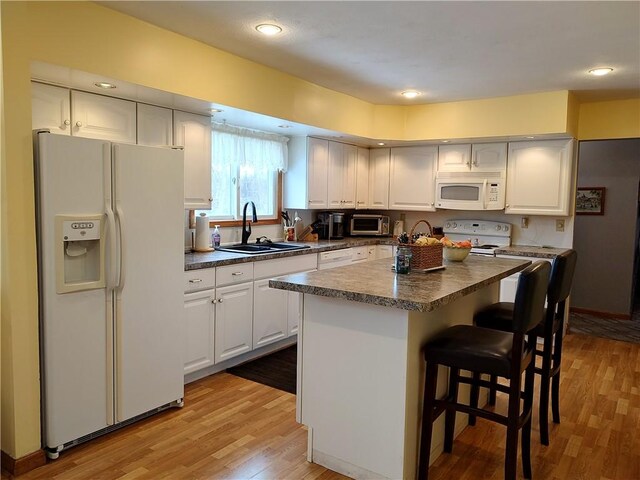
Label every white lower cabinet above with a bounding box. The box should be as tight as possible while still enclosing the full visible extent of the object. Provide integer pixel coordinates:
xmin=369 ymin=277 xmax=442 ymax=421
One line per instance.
xmin=253 ymin=278 xmax=289 ymax=348
xmin=183 ymin=289 xmax=216 ymax=375
xmin=215 ymin=282 xmax=254 ymax=363
xmin=377 ymin=245 xmax=394 ymax=259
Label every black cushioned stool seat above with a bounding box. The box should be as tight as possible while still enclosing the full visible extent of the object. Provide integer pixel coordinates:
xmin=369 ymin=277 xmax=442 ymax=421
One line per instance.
xmin=418 ymin=261 xmax=550 ymax=480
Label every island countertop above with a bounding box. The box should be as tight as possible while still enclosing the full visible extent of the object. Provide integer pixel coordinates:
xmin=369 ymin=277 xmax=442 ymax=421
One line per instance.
xmin=270 ymin=255 xmax=530 ymax=312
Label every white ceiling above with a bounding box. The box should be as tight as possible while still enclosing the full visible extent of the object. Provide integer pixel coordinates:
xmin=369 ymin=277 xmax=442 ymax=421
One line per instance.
xmin=99 ymin=1 xmax=640 ymax=104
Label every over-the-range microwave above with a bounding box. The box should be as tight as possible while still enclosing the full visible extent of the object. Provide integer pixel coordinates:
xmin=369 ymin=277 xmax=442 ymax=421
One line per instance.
xmin=435 ymin=172 xmax=506 ymax=210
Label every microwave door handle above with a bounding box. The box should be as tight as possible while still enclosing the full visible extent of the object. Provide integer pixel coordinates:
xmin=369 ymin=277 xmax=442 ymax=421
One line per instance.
xmin=482 ymin=179 xmax=488 ymax=209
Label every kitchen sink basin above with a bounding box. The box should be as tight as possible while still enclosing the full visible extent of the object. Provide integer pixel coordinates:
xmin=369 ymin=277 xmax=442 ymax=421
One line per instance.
xmin=217 ymin=243 xmax=311 ymax=255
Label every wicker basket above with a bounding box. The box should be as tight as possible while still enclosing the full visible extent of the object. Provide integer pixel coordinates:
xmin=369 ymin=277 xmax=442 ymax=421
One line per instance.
xmin=403 ymin=220 xmax=443 ymax=270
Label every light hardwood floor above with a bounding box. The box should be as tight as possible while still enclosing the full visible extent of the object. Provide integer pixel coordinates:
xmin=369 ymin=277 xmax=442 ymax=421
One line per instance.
xmin=3 ymin=333 xmax=639 ymax=479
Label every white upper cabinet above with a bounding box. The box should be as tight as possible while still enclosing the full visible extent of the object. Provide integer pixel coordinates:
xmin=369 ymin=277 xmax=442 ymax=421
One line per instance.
xmin=389 ymin=146 xmax=437 ymax=211
xmin=471 ymin=143 xmax=507 ymax=171
xmin=31 ymin=82 xmax=71 ymax=135
xmin=328 ymin=142 xmax=357 ymax=209
xmin=284 ymin=137 xmax=329 ymax=210
xmin=355 ymin=147 xmax=370 ymax=209
xmin=173 ymin=111 xmax=212 ymax=210
xmin=137 ymin=104 xmax=173 ymax=146
xmin=438 ymin=144 xmax=471 ymax=172
xmin=368 ymin=148 xmax=390 ymax=209
xmin=438 ymin=143 xmax=506 ymax=172
xmin=505 ymin=139 xmax=574 ymax=216
xmin=71 ymin=91 xmax=136 ymax=143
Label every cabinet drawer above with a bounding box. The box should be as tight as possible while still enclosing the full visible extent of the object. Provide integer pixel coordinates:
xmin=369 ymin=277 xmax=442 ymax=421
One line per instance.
xmin=184 ymin=268 xmax=216 ymax=293
xmin=253 ymin=253 xmax=318 ymax=280
xmin=352 ymin=246 xmax=368 ymax=262
xmin=216 ymin=262 xmax=254 ymax=287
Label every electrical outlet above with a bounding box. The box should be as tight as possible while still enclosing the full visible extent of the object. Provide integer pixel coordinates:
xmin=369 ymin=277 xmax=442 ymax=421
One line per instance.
xmin=521 ymin=217 xmax=529 ymax=229
xmin=555 ymin=219 xmax=565 ymax=232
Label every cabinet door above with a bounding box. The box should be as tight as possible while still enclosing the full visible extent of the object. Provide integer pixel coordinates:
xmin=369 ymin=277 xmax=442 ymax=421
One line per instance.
xmin=307 ymin=138 xmax=329 ymax=209
xmin=253 ymin=279 xmax=288 ymax=348
xmin=438 ymin=144 xmax=471 ymax=172
xmin=471 ymin=143 xmax=507 ymax=172
xmin=368 ymin=148 xmax=390 ymax=209
xmin=389 ymin=146 xmax=437 ymax=211
xmin=506 ymin=140 xmax=574 ymax=216
xmin=341 ymin=144 xmax=357 ymax=208
xmin=31 ymin=82 xmax=71 ymax=135
xmin=174 ymin=111 xmax=212 ymax=210
xmin=137 ymin=104 xmax=173 ymax=146
xmin=327 ymin=141 xmax=344 ymax=209
xmin=183 ymin=289 xmax=215 ymax=374
xmin=215 ymin=282 xmax=253 ymax=363
xmin=71 ymin=91 xmax=136 ymax=143
xmin=355 ymin=147 xmax=370 ymax=209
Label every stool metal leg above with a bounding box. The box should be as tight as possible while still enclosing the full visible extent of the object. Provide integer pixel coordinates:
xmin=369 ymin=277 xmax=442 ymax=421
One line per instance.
xmin=552 ymin=320 xmax=565 ymax=424
xmin=522 ymin=350 xmax=536 ymax=479
xmin=469 ymin=372 xmax=480 ymax=426
xmin=488 ymin=375 xmax=497 ymax=405
xmin=505 ymin=369 xmax=522 ymax=480
xmin=539 ymin=332 xmax=554 ymax=446
xmin=444 ymin=367 xmax=460 ymax=453
xmin=418 ymin=362 xmax=439 ymax=480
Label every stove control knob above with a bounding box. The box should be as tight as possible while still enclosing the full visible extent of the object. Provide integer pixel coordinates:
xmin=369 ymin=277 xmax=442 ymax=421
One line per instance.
xmin=504 ymin=225 xmax=509 ymax=231
xmin=496 ymin=225 xmax=502 ymax=231
xmin=445 ymin=222 xmax=451 ymax=229
xmin=452 ymin=222 xmax=457 ymax=229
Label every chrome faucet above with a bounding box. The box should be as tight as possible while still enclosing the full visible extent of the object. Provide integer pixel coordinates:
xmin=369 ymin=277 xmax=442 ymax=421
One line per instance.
xmin=241 ymin=201 xmax=258 ymax=244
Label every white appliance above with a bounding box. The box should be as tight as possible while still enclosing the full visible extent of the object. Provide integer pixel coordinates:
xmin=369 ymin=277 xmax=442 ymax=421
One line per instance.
xmin=34 ymin=131 xmax=185 ymax=459
xmin=318 ymin=249 xmax=353 ymax=269
xmin=435 ymin=172 xmax=506 ymax=210
xmin=443 ymin=220 xmax=512 ymax=256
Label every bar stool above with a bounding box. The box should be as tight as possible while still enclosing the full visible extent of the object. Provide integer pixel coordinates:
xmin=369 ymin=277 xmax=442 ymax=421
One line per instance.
xmin=472 ymin=250 xmax=577 ymax=446
xmin=418 ymin=261 xmax=550 ymax=480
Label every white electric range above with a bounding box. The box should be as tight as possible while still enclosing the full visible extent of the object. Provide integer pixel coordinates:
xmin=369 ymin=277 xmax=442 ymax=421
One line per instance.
xmin=443 ymin=220 xmax=512 ymax=256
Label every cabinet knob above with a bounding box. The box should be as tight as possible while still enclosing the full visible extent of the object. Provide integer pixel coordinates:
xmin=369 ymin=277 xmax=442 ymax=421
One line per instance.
xmin=63 ymin=119 xmax=70 ymax=126
xmin=188 ymin=279 xmax=202 ymax=283
xmin=231 ymin=272 xmax=244 ymax=276
xmin=75 ymin=121 xmax=83 ymax=128
xmin=211 ymin=299 xmax=216 ymax=304
xmin=208 ymin=198 xmax=213 ymax=202
xmin=218 ymin=298 xmax=223 ymax=303
xmin=505 ymin=204 xmax=510 ymax=208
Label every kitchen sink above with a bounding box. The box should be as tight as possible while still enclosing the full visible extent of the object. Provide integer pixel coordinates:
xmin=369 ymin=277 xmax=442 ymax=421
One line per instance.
xmin=217 ymin=243 xmax=311 ymax=255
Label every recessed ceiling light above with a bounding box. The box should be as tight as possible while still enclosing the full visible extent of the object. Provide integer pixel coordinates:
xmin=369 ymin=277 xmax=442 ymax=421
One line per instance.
xmin=441 ymin=140 xmax=450 ymax=143
xmin=588 ymin=67 xmax=613 ymax=76
xmin=278 ymin=125 xmax=291 ymax=129
xmin=525 ymin=136 xmax=535 ymax=139
xmin=94 ymin=82 xmax=116 ymax=89
xmin=377 ymin=142 xmax=386 ymax=146
xmin=210 ymin=108 xmax=223 ymax=113
xmin=401 ymin=90 xmax=421 ymax=99
xmin=256 ymin=24 xmax=282 ymax=36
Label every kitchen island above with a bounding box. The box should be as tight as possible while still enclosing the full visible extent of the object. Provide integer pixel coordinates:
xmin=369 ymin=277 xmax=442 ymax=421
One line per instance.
xmin=270 ymin=255 xmax=530 ymax=480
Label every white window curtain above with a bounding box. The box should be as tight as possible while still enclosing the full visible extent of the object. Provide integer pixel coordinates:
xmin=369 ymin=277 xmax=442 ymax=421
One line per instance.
xmin=211 ymin=122 xmax=288 ymax=172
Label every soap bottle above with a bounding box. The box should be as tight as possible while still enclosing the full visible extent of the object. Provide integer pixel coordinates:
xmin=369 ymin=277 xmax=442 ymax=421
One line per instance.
xmin=212 ymin=225 xmax=221 ymax=249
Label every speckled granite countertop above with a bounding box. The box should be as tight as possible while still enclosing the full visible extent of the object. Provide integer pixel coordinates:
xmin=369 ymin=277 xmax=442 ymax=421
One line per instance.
xmin=269 ymin=255 xmax=530 ymax=312
xmin=184 ymin=237 xmax=395 ymax=270
xmin=494 ymin=245 xmax=571 ymax=258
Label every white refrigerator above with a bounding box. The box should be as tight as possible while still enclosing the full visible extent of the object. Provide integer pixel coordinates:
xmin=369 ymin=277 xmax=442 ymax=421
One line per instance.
xmin=35 ymin=132 xmax=185 ymax=458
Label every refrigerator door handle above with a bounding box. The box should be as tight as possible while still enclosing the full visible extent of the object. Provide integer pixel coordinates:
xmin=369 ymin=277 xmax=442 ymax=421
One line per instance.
xmin=115 ymin=205 xmax=126 ymax=291
xmin=105 ymin=207 xmax=118 ymax=291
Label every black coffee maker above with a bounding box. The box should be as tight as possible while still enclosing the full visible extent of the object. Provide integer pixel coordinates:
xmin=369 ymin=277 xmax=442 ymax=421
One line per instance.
xmin=316 ymin=212 xmax=345 ymax=240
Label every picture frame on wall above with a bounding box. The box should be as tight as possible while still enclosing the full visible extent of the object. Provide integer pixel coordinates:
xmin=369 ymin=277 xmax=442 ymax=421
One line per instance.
xmin=576 ymin=187 xmax=605 ymax=215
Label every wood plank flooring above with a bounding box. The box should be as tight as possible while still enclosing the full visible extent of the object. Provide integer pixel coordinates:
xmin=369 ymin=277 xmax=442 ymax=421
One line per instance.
xmin=3 ymin=333 xmax=639 ymax=479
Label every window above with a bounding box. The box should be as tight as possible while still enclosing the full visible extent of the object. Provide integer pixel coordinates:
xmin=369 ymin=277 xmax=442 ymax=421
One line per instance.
xmin=197 ymin=124 xmax=288 ymax=222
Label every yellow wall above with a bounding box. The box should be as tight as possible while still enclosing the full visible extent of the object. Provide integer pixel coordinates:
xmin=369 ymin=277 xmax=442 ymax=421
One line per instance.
xmin=403 ymin=91 xmax=571 ymax=140
xmin=578 ymin=99 xmax=640 ymax=140
xmin=1 ymin=0 xmax=638 ymax=460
